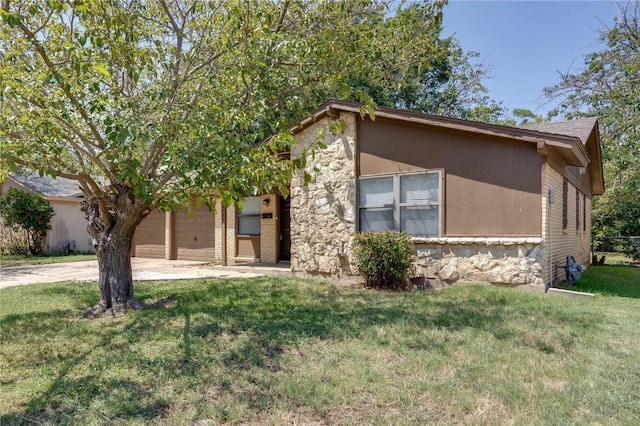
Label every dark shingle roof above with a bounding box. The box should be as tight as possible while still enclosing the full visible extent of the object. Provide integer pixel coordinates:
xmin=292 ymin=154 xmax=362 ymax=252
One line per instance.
xmin=11 ymin=174 xmax=83 ymax=198
xmin=521 ymin=117 xmax=598 ymax=145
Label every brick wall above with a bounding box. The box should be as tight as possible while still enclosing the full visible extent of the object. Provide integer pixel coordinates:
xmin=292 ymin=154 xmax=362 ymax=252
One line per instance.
xmin=543 ymin=164 xmax=592 ymax=286
xmin=213 ymin=200 xmax=223 ymax=264
xmin=226 ymin=205 xmax=236 ymax=263
xmin=260 ymin=194 xmax=277 ymax=263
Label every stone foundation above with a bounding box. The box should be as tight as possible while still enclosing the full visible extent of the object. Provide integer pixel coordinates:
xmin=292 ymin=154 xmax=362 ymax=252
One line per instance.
xmin=290 ymin=234 xmax=546 ymax=291
xmin=412 ymin=237 xmax=545 ymax=290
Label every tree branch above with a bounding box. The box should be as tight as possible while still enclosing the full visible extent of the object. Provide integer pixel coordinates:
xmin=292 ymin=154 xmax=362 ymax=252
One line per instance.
xmin=275 ymin=0 xmax=290 ymax=34
xmin=49 ymin=116 xmax=113 ymax=181
xmin=9 ymin=15 xmax=108 ymax=150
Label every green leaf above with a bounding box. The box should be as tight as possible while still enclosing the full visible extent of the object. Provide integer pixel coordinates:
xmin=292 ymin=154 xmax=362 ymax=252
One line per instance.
xmin=329 ymin=118 xmax=348 ymax=136
xmin=303 ymin=171 xmax=312 ymax=185
xmin=91 ymin=63 xmax=110 ymax=79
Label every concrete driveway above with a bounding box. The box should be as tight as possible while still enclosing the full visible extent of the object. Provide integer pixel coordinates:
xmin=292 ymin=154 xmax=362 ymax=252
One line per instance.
xmin=0 ymin=258 xmax=268 ymax=289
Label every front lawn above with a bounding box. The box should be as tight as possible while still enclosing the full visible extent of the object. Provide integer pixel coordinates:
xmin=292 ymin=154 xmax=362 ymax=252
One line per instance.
xmin=1 ymin=266 xmax=639 ymax=424
xmin=0 ymin=253 xmax=97 ymax=268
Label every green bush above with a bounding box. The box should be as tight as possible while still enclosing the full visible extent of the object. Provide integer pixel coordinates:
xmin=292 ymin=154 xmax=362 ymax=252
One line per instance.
xmin=352 ymin=231 xmax=415 ymax=290
xmin=0 ymin=187 xmax=55 ymax=255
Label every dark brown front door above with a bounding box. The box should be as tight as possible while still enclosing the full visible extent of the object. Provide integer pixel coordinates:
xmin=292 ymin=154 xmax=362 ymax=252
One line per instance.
xmin=279 ymin=196 xmax=291 ymax=261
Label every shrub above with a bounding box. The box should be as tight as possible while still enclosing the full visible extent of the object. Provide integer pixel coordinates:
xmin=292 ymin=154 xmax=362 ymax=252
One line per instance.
xmin=352 ymin=231 xmax=415 ymax=290
xmin=0 ymin=188 xmax=55 ymax=255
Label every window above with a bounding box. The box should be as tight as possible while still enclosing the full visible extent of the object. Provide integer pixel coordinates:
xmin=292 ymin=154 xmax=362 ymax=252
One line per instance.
xmin=562 ymin=180 xmax=568 ymax=230
xmin=583 ymin=193 xmax=587 ymax=232
xmin=237 ymin=196 xmax=261 ymax=235
xmin=359 ymin=171 xmax=441 ymax=237
xmin=575 ymin=188 xmax=580 ymax=231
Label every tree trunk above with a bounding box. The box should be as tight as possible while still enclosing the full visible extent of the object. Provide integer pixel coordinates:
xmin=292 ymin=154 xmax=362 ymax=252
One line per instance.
xmin=83 ymin=184 xmax=150 ymax=318
xmin=94 ymin=231 xmax=136 ymax=315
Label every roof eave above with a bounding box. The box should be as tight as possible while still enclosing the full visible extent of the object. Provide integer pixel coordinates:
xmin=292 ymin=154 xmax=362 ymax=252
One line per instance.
xmin=46 ymin=195 xmax=85 ymax=203
xmin=6 ymin=176 xmax=39 ymax=195
xmin=590 ymin=121 xmax=606 ymax=195
xmin=296 ymin=101 xmax=595 ymax=155
xmin=293 ymin=101 xmax=603 ymax=192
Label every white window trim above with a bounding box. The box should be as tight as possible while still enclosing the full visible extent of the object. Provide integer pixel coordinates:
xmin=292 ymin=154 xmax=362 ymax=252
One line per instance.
xmin=358 ymin=169 xmax=444 ymax=237
xmin=237 ymin=196 xmax=261 ymax=236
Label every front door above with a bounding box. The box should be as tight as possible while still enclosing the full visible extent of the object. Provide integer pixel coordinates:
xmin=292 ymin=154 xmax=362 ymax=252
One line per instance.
xmin=279 ymin=196 xmax=291 ymax=261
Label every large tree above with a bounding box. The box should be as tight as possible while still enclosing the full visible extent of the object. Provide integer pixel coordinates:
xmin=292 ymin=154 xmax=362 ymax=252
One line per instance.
xmin=544 ymin=2 xmax=640 ymax=254
xmin=308 ymin=33 xmax=506 ymax=122
xmin=1 ymin=0 xmax=460 ymax=315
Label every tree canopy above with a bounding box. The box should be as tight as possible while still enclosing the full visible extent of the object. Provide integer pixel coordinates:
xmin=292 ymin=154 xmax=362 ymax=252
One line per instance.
xmin=544 ymin=2 xmax=640 ymax=248
xmin=0 ymin=1 xmax=504 ymax=205
xmin=2 ymin=0 xmax=508 ymax=315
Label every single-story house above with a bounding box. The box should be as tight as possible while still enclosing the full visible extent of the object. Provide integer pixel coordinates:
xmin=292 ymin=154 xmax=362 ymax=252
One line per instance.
xmin=135 ymin=100 xmax=604 ymax=291
xmin=0 ymin=174 xmax=94 ymax=253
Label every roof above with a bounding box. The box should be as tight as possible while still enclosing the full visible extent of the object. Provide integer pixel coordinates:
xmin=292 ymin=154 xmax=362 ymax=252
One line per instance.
xmin=10 ymin=174 xmax=83 ymax=198
xmin=296 ymin=100 xmax=591 ymax=166
xmin=293 ymin=100 xmax=605 ymax=195
xmin=522 ymin=117 xmax=604 ymax=195
xmin=521 ymin=117 xmax=598 ymax=146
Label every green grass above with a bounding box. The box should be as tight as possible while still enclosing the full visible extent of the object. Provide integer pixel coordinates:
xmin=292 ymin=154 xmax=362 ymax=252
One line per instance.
xmin=573 ymin=264 xmax=640 ymax=298
xmin=1 ymin=266 xmax=640 ymax=425
xmin=593 ymin=251 xmax=638 ymax=266
xmin=0 ymin=253 xmax=96 ymax=267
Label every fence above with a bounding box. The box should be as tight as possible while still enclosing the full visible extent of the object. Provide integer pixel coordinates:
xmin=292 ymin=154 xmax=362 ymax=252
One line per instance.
xmin=592 ymin=236 xmax=640 ymax=265
xmin=0 ymin=217 xmax=30 ymax=254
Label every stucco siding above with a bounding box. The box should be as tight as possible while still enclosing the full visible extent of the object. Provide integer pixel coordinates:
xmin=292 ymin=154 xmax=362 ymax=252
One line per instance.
xmin=0 ymin=180 xmax=25 ymax=194
xmin=46 ymin=201 xmax=93 ymax=253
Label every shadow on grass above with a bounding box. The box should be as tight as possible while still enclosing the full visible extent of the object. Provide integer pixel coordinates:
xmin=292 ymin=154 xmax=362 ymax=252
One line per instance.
xmin=1 ymin=276 xmax=601 ymax=423
xmin=2 ymin=356 xmax=168 ymax=426
xmin=572 ymin=265 xmax=640 ymax=299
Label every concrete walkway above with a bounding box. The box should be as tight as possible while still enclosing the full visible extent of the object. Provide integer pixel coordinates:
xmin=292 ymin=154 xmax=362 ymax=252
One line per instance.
xmin=0 ymin=258 xmax=290 ymax=289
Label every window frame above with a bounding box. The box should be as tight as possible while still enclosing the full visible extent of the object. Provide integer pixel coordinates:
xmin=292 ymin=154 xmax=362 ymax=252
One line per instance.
xmin=583 ymin=193 xmax=587 ymax=232
xmin=236 ymin=196 xmax=261 ymax=236
xmin=358 ymin=169 xmax=443 ymax=237
xmin=562 ymin=179 xmax=568 ymax=230
xmin=575 ymin=188 xmax=580 ymax=231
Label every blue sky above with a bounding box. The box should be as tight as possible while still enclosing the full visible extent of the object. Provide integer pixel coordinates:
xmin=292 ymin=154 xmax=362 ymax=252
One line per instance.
xmin=441 ymin=1 xmax=622 ymax=119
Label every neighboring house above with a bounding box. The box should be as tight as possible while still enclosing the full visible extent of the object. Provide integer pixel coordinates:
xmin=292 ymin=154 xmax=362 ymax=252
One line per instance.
xmin=0 ymin=174 xmax=94 ymax=253
xmin=132 ymin=100 xmax=604 ymax=290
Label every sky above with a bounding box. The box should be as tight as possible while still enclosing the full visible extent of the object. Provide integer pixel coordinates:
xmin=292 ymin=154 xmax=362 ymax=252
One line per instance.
xmin=441 ymin=1 xmax=622 ymax=119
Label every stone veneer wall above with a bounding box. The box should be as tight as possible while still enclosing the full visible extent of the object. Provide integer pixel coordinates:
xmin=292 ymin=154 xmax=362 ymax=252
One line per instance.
xmin=412 ymin=237 xmax=545 ymax=291
xmin=290 ymin=113 xmax=357 ymax=277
